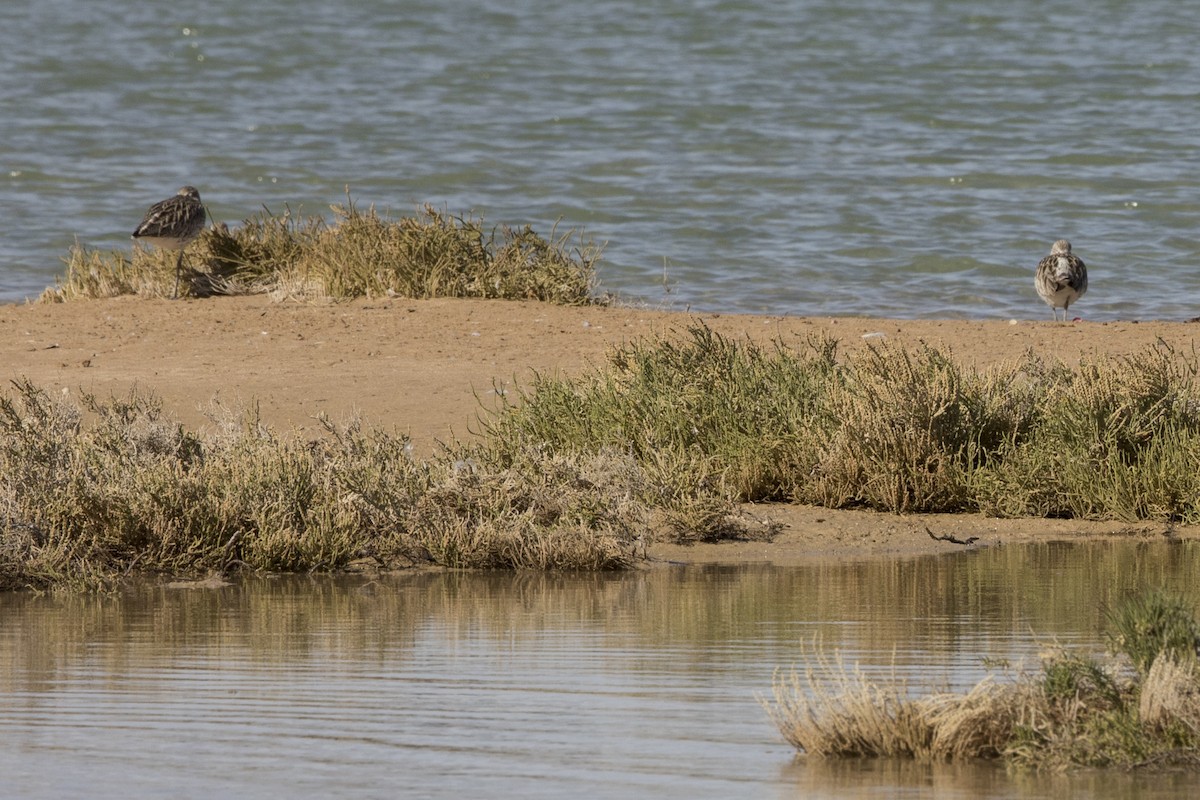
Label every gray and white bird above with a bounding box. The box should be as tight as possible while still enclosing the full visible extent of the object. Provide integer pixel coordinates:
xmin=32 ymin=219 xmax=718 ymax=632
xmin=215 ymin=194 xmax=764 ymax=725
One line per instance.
xmin=132 ymin=186 xmax=206 ymax=299
xmin=1034 ymin=239 xmax=1088 ymax=322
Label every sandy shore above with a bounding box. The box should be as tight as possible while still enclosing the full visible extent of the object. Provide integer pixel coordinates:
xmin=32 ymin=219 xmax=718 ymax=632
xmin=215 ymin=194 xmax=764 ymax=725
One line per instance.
xmin=3 ymin=296 xmax=1197 ymax=563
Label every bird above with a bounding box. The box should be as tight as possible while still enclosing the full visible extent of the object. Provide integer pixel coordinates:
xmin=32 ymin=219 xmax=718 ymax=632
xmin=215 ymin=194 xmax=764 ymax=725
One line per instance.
xmin=132 ymin=186 xmax=207 ymax=299
xmin=1034 ymin=239 xmax=1088 ymax=322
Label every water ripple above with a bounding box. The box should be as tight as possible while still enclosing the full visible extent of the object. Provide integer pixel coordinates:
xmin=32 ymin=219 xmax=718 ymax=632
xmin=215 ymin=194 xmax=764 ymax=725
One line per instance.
xmin=2 ymin=1 xmax=1200 ymax=321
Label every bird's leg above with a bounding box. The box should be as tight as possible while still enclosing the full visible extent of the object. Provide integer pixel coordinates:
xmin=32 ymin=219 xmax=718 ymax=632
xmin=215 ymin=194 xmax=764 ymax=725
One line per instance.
xmin=173 ymin=250 xmax=184 ymax=299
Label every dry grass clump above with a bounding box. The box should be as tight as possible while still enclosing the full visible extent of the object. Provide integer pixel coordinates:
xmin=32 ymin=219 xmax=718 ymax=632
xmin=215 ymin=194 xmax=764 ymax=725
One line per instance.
xmin=811 ymin=344 xmax=1034 ymax=512
xmin=765 ymin=657 xmax=1020 ymax=762
xmin=292 ymin=201 xmax=599 ymax=303
xmin=764 ymin=594 xmax=1200 ymax=771
xmin=1139 ymin=656 xmax=1200 ymax=734
xmin=763 ymin=648 xmax=942 ymax=760
xmin=480 ymin=325 xmax=1200 ymax=523
xmin=42 ymin=247 xmax=157 ymax=300
xmin=0 ymin=381 xmax=641 ymax=591
xmin=406 ymin=446 xmax=646 ymax=570
xmin=41 ymin=201 xmax=601 ymax=305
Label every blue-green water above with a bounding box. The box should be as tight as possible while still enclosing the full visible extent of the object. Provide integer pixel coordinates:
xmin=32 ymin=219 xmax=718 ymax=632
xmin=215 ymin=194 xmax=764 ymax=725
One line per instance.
xmin=3 ymin=1 xmax=1200 ymax=318
xmin=2 ymin=542 xmax=1199 ymax=798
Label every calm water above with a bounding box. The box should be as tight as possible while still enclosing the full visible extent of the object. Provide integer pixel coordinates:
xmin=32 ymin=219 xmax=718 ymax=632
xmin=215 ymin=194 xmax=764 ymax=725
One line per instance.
xmin=4 ymin=1 xmax=1200 ymax=319
xmin=2 ymin=541 xmax=1200 ymax=798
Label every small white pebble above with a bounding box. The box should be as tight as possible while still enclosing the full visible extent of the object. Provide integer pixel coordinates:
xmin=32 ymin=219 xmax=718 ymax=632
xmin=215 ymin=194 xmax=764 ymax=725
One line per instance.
xmin=1009 ymin=319 xmax=1018 ymax=325
xmin=861 ymin=331 xmax=886 ymax=340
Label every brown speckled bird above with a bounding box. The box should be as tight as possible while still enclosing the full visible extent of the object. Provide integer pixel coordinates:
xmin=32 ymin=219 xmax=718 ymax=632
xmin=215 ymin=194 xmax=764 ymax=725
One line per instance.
xmin=132 ymin=186 xmax=206 ymax=299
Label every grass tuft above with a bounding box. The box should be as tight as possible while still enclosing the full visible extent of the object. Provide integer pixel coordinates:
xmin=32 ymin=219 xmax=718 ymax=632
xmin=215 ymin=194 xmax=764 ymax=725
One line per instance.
xmin=764 ymin=594 xmax=1200 ymax=771
xmin=0 ymin=383 xmax=640 ymax=591
xmin=478 ymin=326 xmax=1200 ymax=525
xmin=42 ymin=201 xmax=602 ymax=304
xmin=1106 ymin=591 xmax=1200 ymax=676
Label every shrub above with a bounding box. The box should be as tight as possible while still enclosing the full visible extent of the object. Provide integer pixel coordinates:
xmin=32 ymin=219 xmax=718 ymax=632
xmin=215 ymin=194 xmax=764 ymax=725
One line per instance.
xmin=765 ymin=595 xmax=1200 ymax=771
xmin=0 ymin=383 xmax=641 ymax=590
xmin=480 ymin=330 xmax=1200 ymax=522
xmin=42 ymin=201 xmax=601 ymax=305
xmin=1106 ymin=591 xmax=1200 ymax=676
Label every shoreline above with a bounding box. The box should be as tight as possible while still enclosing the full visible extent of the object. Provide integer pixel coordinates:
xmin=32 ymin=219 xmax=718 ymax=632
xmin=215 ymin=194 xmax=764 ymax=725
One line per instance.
xmin=4 ymin=295 xmax=1200 ymax=565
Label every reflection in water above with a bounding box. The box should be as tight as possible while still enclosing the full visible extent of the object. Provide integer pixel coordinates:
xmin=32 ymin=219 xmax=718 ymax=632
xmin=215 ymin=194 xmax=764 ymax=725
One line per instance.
xmin=0 ymin=541 xmax=1197 ymax=798
xmin=784 ymin=757 xmax=1200 ymax=800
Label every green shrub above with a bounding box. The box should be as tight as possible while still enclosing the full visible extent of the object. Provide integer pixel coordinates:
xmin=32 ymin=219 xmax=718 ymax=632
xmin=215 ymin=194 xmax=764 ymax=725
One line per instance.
xmin=1107 ymin=591 xmax=1200 ymax=675
xmin=481 ymin=330 xmax=1200 ymax=522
